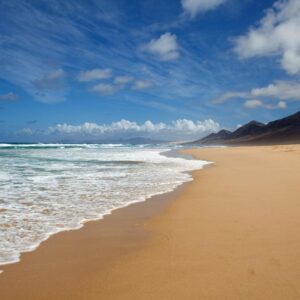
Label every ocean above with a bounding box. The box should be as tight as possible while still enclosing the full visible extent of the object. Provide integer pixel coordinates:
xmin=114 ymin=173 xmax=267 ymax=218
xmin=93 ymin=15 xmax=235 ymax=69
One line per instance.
xmin=0 ymin=143 xmax=209 ymax=267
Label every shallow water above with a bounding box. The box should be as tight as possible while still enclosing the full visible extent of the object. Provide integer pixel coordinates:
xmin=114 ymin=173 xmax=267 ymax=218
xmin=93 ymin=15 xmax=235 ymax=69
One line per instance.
xmin=0 ymin=143 xmax=208 ymax=266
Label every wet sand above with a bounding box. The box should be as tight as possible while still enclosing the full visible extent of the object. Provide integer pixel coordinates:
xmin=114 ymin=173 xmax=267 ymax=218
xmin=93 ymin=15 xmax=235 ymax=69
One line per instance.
xmin=1 ymin=145 xmax=300 ymax=299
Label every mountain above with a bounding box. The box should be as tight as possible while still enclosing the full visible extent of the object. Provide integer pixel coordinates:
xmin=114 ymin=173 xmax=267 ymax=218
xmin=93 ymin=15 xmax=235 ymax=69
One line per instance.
xmin=190 ymin=111 xmax=300 ymax=146
xmin=228 ymin=121 xmax=265 ymax=140
xmin=199 ymin=129 xmax=232 ymax=144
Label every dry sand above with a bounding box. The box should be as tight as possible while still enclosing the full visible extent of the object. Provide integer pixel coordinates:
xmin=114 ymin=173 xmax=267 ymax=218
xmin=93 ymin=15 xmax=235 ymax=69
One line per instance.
xmin=1 ymin=145 xmax=300 ymax=299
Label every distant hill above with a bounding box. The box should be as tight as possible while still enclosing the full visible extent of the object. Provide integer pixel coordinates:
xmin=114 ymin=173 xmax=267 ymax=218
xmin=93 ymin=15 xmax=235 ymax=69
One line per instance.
xmin=188 ymin=111 xmax=300 ymax=146
xmin=199 ymin=129 xmax=232 ymax=145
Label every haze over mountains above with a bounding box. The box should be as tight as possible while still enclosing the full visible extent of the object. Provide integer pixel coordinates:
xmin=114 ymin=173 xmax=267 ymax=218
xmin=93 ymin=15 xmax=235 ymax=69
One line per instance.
xmin=190 ymin=111 xmax=300 ymax=146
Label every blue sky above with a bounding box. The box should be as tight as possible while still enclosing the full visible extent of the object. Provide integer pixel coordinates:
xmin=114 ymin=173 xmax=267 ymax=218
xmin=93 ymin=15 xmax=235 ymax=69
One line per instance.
xmin=0 ymin=0 xmax=300 ymax=142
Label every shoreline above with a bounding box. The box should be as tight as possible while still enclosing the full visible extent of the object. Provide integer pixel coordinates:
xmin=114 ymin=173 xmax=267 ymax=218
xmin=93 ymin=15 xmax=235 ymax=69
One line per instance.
xmin=0 ymin=170 xmax=191 ymax=270
xmin=0 ymin=147 xmax=208 ymax=270
xmin=1 ymin=145 xmax=300 ymax=299
xmin=0 ymin=176 xmax=191 ymax=269
xmin=0 ymin=154 xmax=200 ymax=298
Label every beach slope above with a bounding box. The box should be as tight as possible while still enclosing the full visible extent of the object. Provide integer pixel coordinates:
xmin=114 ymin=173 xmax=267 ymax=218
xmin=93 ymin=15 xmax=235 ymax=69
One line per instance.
xmin=1 ymin=145 xmax=300 ymax=299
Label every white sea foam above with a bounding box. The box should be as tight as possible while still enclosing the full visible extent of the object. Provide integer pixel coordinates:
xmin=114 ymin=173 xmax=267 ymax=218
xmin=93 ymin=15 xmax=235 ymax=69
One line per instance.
xmin=0 ymin=144 xmax=209 ymax=266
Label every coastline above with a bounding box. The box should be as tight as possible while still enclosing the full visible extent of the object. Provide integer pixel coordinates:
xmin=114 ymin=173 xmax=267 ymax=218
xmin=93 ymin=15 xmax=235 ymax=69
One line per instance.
xmin=0 ymin=163 xmax=195 ymax=299
xmin=1 ymin=145 xmax=300 ymax=299
xmin=0 ymin=146 xmax=207 ymax=269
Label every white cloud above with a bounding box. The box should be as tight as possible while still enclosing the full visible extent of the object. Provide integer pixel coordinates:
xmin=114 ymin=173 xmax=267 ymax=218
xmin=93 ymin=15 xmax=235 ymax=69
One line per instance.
xmin=144 ymin=32 xmax=180 ymax=61
xmin=213 ymin=91 xmax=249 ymax=104
xmin=47 ymin=118 xmax=220 ymax=141
xmin=171 ymin=118 xmax=219 ymax=133
xmin=90 ymin=83 xmax=120 ymax=95
xmin=251 ymin=80 xmax=300 ymax=100
xmin=114 ymin=75 xmax=134 ymax=85
xmin=77 ymin=68 xmax=112 ymax=82
xmin=88 ymin=77 xmax=153 ymax=95
xmin=181 ymin=0 xmax=227 ymax=18
xmin=0 ymin=92 xmax=19 ymax=101
xmin=277 ymin=101 xmax=287 ymax=109
xmin=213 ymin=80 xmax=300 ymax=109
xmin=244 ymin=99 xmax=263 ymax=109
xmin=234 ymin=0 xmax=300 ymax=74
xmin=132 ymin=80 xmax=153 ymax=90
xmin=244 ymin=99 xmax=286 ymax=110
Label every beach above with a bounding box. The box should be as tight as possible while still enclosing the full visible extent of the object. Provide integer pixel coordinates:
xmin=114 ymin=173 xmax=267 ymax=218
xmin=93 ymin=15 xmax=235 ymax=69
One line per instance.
xmin=1 ymin=145 xmax=300 ymax=299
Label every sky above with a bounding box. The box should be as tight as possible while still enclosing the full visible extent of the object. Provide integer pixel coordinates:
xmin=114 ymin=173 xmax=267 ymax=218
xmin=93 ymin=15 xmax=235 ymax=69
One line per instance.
xmin=0 ymin=0 xmax=300 ymax=142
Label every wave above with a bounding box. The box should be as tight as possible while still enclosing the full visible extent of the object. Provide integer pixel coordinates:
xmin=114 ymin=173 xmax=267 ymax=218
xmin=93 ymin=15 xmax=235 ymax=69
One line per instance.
xmin=0 ymin=143 xmax=128 ymax=150
xmin=0 ymin=145 xmax=210 ymax=268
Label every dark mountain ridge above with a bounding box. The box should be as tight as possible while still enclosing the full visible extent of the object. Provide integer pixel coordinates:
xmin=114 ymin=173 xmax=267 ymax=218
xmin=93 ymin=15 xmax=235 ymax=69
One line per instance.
xmin=199 ymin=129 xmax=232 ymax=144
xmin=189 ymin=111 xmax=300 ymax=146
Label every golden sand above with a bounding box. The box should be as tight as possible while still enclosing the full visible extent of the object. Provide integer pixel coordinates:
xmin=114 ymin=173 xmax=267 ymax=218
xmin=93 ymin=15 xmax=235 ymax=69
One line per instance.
xmin=1 ymin=145 xmax=300 ymax=299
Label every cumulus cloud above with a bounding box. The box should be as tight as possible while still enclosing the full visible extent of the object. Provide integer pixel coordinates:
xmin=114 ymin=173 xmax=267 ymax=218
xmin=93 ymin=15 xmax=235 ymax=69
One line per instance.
xmin=213 ymin=80 xmax=300 ymax=109
xmin=171 ymin=119 xmax=220 ymax=133
xmin=46 ymin=118 xmax=220 ymax=141
xmin=144 ymin=32 xmax=180 ymax=61
xmin=181 ymin=0 xmax=227 ymax=18
xmin=244 ymin=99 xmax=262 ymax=109
xmin=277 ymin=101 xmax=288 ymax=109
xmin=77 ymin=68 xmax=112 ymax=82
xmin=33 ymin=69 xmax=65 ymax=90
xmin=251 ymin=80 xmax=300 ymax=100
xmin=244 ymin=99 xmax=286 ymax=110
xmin=132 ymin=80 xmax=153 ymax=90
xmin=234 ymin=0 xmax=300 ymax=74
xmin=0 ymin=92 xmax=19 ymax=101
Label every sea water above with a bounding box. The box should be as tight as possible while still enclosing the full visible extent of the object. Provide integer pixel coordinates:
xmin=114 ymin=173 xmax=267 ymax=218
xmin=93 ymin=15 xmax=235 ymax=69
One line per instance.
xmin=0 ymin=143 xmax=208 ymax=267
